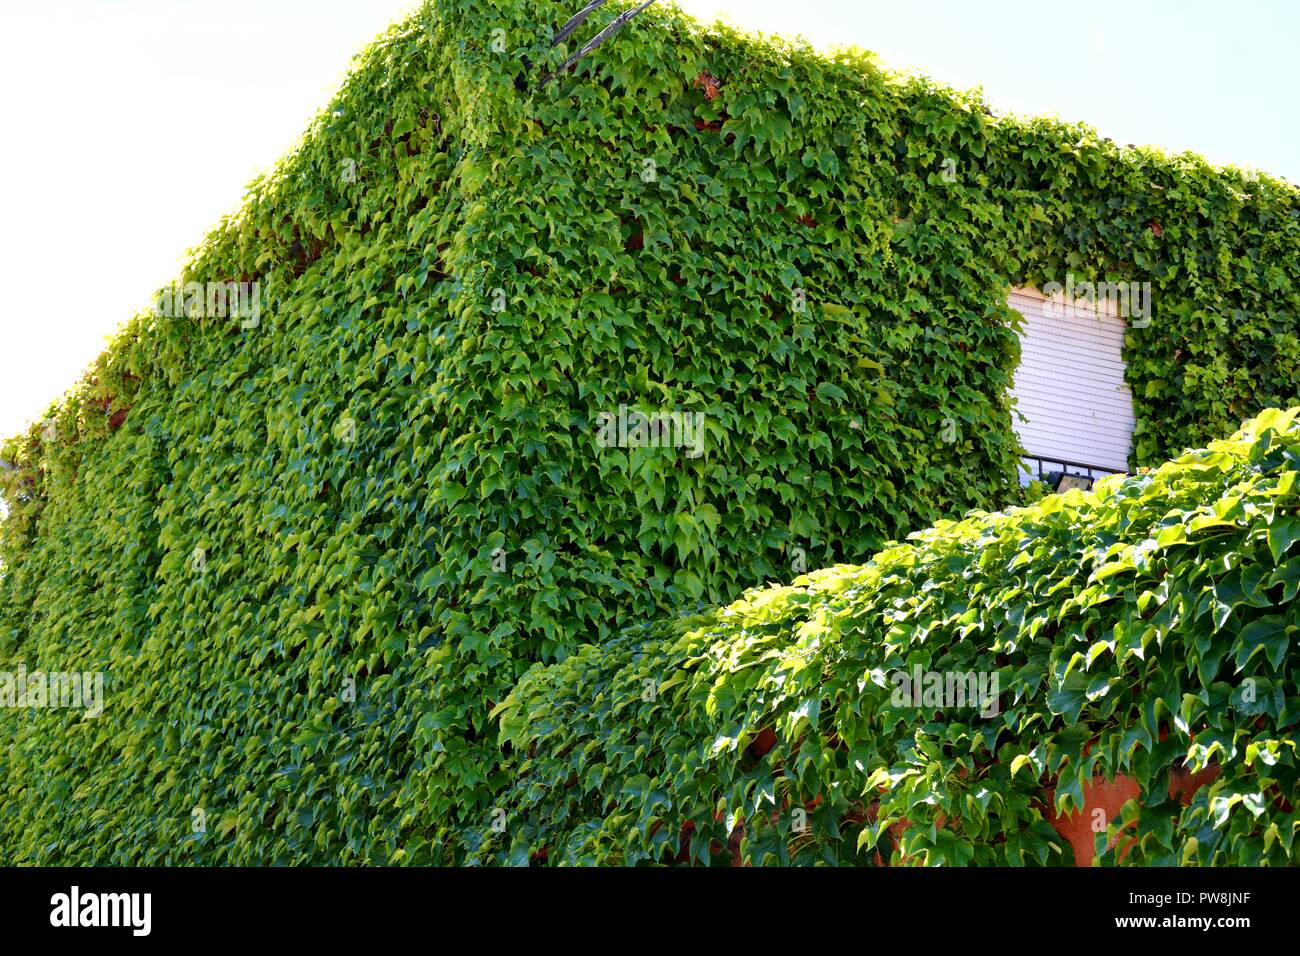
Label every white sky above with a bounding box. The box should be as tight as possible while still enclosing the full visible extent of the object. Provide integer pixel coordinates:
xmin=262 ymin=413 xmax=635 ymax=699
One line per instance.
xmin=1 ymin=0 xmax=1296 ymax=440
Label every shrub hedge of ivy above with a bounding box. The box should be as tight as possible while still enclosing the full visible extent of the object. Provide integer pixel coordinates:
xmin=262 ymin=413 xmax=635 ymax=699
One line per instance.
xmin=492 ymin=407 xmax=1300 ymax=865
xmin=0 ymin=0 xmax=1297 ymax=864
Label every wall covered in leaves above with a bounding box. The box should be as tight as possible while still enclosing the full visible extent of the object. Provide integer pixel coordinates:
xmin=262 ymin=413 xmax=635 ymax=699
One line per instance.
xmin=492 ymin=407 xmax=1300 ymax=865
xmin=0 ymin=0 xmax=1296 ymax=864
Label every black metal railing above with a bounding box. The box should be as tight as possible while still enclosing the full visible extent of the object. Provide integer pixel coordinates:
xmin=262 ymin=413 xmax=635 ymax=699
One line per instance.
xmin=1019 ymin=454 xmax=1127 ymax=489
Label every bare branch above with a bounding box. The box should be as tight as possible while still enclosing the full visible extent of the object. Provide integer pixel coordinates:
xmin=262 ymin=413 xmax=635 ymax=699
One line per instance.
xmin=551 ymin=0 xmax=610 ymax=47
xmin=541 ymin=0 xmax=657 ymax=88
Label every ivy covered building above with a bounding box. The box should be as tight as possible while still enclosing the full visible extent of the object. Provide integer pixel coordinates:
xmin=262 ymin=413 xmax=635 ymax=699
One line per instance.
xmin=0 ymin=0 xmax=1297 ymax=865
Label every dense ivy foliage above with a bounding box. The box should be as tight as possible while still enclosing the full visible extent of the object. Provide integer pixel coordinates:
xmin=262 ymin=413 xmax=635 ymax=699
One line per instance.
xmin=0 ymin=0 xmax=1296 ymax=864
xmin=492 ymin=408 xmax=1300 ymax=865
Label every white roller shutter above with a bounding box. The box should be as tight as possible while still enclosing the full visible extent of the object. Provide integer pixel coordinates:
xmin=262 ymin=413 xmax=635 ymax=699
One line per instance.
xmin=1008 ymin=287 xmax=1136 ymax=475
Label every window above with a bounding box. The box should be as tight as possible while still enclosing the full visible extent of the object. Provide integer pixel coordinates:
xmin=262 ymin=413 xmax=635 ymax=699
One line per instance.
xmin=1008 ymin=286 xmax=1136 ymax=486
